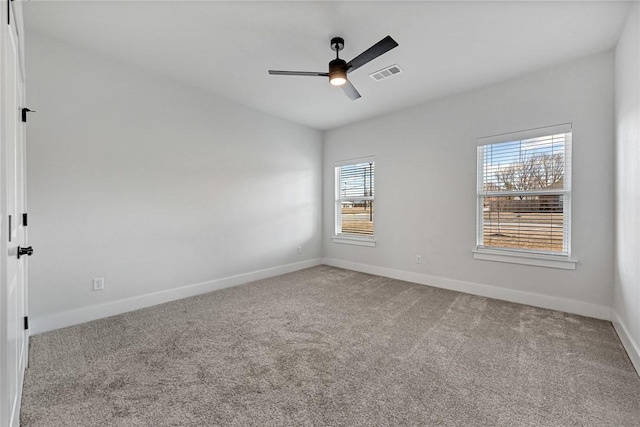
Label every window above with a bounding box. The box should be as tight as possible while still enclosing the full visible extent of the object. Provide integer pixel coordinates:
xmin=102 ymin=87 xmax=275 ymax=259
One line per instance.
xmin=333 ymin=158 xmax=375 ymax=246
xmin=476 ymin=124 xmax=573 ymax=266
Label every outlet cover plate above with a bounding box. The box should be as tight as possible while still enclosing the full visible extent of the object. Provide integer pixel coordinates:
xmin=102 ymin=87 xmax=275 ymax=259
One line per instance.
xmin=93 ymin=277 xmax=105 ymax=291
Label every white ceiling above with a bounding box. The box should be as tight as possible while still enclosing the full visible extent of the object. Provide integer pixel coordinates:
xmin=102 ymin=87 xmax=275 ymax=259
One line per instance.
xmin=24 ymin=1 xmax=632 ymax=130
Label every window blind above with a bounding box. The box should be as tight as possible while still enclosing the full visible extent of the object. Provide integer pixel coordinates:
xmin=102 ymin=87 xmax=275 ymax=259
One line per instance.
xmin=335 ymin=161 xmax=375 ymax=236
xmin=477 ymin=128 xmax=571 ymax=255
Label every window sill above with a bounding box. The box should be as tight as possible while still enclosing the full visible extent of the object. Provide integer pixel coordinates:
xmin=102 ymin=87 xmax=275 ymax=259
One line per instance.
xmin=332 ymin=235 xmax=376 ymax=247
xmin=472 ymin=248 xmax=577 ymax=270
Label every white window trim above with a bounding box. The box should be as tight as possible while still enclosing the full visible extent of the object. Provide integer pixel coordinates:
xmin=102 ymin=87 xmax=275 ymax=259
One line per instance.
xmin=472 ymin=248 xmax=577 ymax=270
xmin=474 ymin=124 xmax=575 ymax=268
xmin=334 ymin=156 xmax=376 ymax=247
xmin=334 ymin=155 xmax=374 ymax=167
xmin=332 ymin=235 xmax=377 ymax=247
xmin=477 ymin=123 xmax=572 ymax=146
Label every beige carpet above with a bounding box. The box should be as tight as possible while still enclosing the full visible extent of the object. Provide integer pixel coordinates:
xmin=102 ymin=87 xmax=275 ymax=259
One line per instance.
xmin=21 ymin=266 xmax=640 ymax=426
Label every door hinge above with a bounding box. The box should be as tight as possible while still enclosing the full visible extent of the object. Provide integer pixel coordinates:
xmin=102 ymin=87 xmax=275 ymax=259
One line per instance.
xmin=24 ymin=316 xmax=29 ymax=330
xmin=22 ymin=108 xmax=35 ymax=123
xmin=7 ymin=0 xmax=13 ymax=26
xmin=22 ymin=213 xmax=27 ymax=227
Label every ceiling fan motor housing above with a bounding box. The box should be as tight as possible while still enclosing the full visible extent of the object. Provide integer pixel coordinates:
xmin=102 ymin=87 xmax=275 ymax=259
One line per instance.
xmin=329 ymin=58 xmax=347 ymax=74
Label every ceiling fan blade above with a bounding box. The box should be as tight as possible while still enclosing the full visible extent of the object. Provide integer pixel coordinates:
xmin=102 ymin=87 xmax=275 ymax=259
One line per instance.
xmin=342 ymin=79 xmax=361 ymax=100
xmin=344 ymin=36 xmax=399 ymax=73
xmin=268 ymin=70 xmax=329 ymax=77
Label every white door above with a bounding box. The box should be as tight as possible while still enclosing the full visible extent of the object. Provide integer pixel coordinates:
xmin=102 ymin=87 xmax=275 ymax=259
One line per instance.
xmin=1 ymin=0 xmax=29 ymax=425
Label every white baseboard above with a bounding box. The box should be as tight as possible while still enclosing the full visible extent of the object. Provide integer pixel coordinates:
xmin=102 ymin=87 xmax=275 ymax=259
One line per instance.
xmin=31 ymin=258 xmax=322 ymax=335
xmin=322 ymin=258 xmax=611 ymax=321
xmin=611 ymin=310 xmax=640 ymax=377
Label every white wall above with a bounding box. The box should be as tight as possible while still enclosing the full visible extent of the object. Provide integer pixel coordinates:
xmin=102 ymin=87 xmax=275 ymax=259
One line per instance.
xmin=26 ymin=34 xmax=323 ymax=332
xmin=324 ymin=52 xmax=615 ymax=319
xmin=613 ymin=3 xmax=640 ymax=373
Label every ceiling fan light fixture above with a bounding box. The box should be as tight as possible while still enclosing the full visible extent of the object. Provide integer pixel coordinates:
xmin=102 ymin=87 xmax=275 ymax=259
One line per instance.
xmin=329 ymin=58 xmax=347 ymax=86
xmin=329 ymin=72 xmax=347 ymax=86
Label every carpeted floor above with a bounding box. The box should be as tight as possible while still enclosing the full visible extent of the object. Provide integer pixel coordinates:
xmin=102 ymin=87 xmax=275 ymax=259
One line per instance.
xmin=21 ymin=266 xmax=640 ymax=426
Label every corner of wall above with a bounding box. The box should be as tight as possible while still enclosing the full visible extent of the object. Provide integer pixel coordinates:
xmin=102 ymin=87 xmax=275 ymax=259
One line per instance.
xmin=612 ymin=0 xmax=640 ymax=378
xmin=612 ymin=310 xmax=640 ymax=377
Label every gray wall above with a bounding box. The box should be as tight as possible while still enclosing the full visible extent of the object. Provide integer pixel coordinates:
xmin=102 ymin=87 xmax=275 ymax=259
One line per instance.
xmin=26 ymin=34 xmax=323 ymax=330
xmin=324 ymin=52 xmax=615 ymax=317
xmin=613 ymin=3 xmax=640 ymax=371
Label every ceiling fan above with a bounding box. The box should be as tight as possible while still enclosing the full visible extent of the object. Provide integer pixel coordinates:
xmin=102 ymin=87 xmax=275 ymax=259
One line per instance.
xmin=268 ymin=36 xmax=399 ymax=100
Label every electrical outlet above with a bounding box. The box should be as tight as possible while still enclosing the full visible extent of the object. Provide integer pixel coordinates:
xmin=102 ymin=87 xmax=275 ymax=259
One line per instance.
xmin=93 ymin=277 xmax=105 ymax=291
xmin=297 ymin=246 xmax=302 ymax=254
xmin=416 ymin=255 xmax=422 ymax=264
